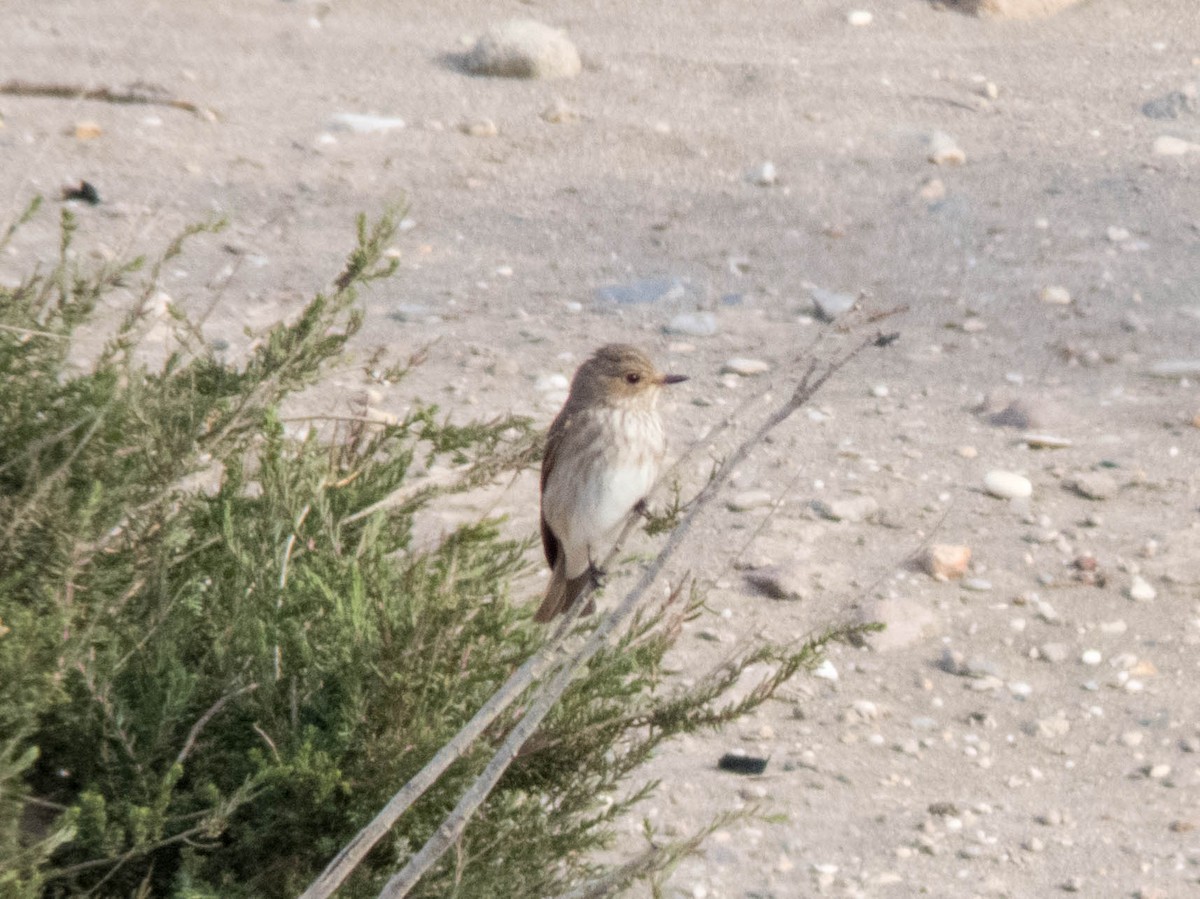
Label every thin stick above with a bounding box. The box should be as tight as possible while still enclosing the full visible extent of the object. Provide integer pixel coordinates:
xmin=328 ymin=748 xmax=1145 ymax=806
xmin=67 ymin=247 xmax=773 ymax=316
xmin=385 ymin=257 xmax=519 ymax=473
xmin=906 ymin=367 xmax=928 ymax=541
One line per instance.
xmin=174 ymin=683 xmax=259 ymax=767
xmin=0 ymin=79 xmax=218 ymax=121
xmin=374 ymin=331 xmax=888 ymax=899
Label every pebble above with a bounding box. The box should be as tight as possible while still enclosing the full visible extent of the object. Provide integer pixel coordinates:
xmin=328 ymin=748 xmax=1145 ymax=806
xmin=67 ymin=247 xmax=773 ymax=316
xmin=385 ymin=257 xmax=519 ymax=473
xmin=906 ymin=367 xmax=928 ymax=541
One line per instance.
xmin=927 ymin=131 xmax=966 ymax=165
xmin=664 ymin=311 xmax=718 ymax=337
xmin=859 ymin=597 xmax=937 ymax=651
xmin=813 ymin=659 xmax=839 ymax=681
xmin=721 ymin=357 xmax=771 ymax=377
xmin=919 ymin=177 xmax=947 ymax=203
xmin=812 ymin=495 xmax=879 ymax=523
xmin=540 ymin=98 xmax=579 ymax=124
xmin=1106 ymin=225 xmax=1131 ymax=242
xmin=328 ymin=112 xmax=406 ymax=134
xmin=984 ymin=470 xmax=1032 ymax=500
xmin=459 ymin=118 xmax=499 ymax=138
xmin=728 ymin=490 xmax=774 ymax=512
xmin=921 ymin=544 xmax=972 ymax=581
xmin=1039 ymin=642 xmax=1069 ymax=663
xmin=1069 ymin=471 xmax=1119 ymax=501
xmin=597 ymin=277 xmax=689 ymax=306
xmin=1023 ymin=433 xmax=1072 ymax=449
xmin=1152 ymin=135 xmax=1200 ymax=156
xmin=74 ymin=120 xmax=103 ymax=140
xmin=464 ymin=19 xmax=581 ymax=79
xmin=1040 ymin=285 xmax=1072 ymax=305
xmin=1142 ymin=83 xmax=1199 ymax=120
xmin=747 ymin=161 xmax=778 ymax=186
xmin=1128 ymin=575 xmax=1157 ymax=602
xmin=810 ymin=287 xmax=857 ymax=322
xmin=1146 ymin=359 xmax=1200 ymax=378
xmin=1082 ymin=649 xmax=1103 ymax=667
xmin=846 ymin=9 xmax=874 ymax=25
xmin=534 ymin=373 xmax=570 ymax=393
xmin=961 ymin=577 xmax=992 ymax=592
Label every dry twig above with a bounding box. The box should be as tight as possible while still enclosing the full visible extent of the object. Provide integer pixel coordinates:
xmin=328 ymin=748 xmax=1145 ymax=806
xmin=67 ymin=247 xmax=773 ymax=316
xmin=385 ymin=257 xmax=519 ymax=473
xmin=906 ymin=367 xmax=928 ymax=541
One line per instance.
xmin=0 ymin=79 xmax=218 ymax=120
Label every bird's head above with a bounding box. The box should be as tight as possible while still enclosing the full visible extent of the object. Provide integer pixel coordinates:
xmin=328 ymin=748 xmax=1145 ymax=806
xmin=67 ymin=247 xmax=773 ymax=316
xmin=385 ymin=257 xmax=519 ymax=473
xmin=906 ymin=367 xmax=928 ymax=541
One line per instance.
xmin=571 ymin=344 xmax=688 ymax=409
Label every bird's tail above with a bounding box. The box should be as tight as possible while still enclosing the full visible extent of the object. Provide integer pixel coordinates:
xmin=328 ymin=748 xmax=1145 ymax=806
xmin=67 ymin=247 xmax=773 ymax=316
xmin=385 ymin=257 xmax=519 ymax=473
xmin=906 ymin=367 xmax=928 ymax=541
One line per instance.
xmin=534 ymin=557 xmax=595 ymax=623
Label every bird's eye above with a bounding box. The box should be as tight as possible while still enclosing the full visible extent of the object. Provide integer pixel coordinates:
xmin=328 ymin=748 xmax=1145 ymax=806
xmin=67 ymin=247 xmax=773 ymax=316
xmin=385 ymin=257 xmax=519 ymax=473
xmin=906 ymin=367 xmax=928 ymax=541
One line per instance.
xmin=625 ymin=372 xmax=641 ymax=384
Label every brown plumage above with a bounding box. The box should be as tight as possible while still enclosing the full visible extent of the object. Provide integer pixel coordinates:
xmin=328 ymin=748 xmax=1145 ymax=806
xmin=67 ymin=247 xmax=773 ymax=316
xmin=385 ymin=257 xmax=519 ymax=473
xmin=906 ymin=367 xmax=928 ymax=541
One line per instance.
xmin=534 ymin=344 xmax=686 ymax=622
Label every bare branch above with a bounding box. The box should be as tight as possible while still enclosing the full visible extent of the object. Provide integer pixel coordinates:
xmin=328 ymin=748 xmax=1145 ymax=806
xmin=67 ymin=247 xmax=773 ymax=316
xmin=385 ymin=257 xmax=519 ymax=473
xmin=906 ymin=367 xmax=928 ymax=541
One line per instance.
xmin=174 ymin=683 xmax=259 ymax=767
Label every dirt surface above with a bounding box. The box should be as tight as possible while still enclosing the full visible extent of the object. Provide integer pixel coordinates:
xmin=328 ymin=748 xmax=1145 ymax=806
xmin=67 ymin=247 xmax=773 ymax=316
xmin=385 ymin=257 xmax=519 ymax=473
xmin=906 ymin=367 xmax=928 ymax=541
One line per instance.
xmin=3 ymin=1 xmax=1200 ymax=896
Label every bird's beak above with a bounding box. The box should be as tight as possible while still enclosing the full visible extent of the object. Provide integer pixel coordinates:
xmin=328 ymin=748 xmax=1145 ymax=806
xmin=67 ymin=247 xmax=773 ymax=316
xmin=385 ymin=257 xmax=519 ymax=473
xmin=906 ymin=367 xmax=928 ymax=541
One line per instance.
xmin=660 ymin=373 xmax=688 ymax=385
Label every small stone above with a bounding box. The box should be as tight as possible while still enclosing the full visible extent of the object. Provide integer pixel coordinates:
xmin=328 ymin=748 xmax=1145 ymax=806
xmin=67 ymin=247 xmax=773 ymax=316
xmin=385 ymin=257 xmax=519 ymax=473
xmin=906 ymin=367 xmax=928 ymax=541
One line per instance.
xmin=962 ymin=577 xmax=992 ymax=592
xmin=664 ymin=311 xmax=718 ymax=337
xmin=1120 ymin=731 xmax=1144 ymax=748
xmin=1040 ymin=285 xmax=1072 ymax=305
xmin=960 ymin=317 xmax=986 ymax=333
xmin=1147 ymin=763 xmax=1171 ymax=780
xmin=328 ymin=112 xmax=406 ymax=134
xmin=74 ymin=120 xmax=103 ymax=140
xmin=728 ymin=490 xmax=774 ymax=512
xmin=540 ymin=98 xmax=579 ymax=124
xmin=1062 ymin=876 xmax=1084 ymax=892
xmin=812 ymin=495 xmax=879 ymax=523
xmin=813 ymin=659 xmax=839 ymax=681
xmin=870 ymin=384 xmax=890 ymax=398
xmin=1023 ymin=433 xmax=1072 ymax=449
xmin=984 ymin=470 xmax=1032 ymax=500
xmin=748 ymin=161 xmax=778 ymax=186
xmin=1142 ymin=84 xmax=1199 ymax=120
xmin=958 ymin=445 xmax=978 ymax=459
xmin=1039 ymin=643 xmax=1069 ymax=663
xmin=1146 ymin=359 xmax=1200 ymax=378
xmin=1153 ymin=135 xmax=1200 ymax=156
xmin=597 ymin=277 xmax=689 ymax=307
xmin=721 ymin=357 xmax=771 ymax=377
xmin=1128 ymin=576 xmax=1157 ymax=602
xmin=927 ymin=131 xmax=966 ymax=165
xmin=921 ymin=544 xmax=972 ymax=581
xmin=919 ymin=177 xmax=947 ymax=202
xmin=1069 ymin=471 xmax=1119 ymax=501
xmin=860 ymin=597 xmax=938 ymax=651
xmin=846 ymin=9 xmax=874 ymax=25
xmin=1080 ymin=649 xmax=1102 ymax=666
xmin=1106 ymin=225 xmax=1131 ymax=242
xmin=810 ymin=287 xmax=857 ymax=322
xmin=460 ymin=118 xmax=499 ymax=137
xmin=464 ymin=19 xmax=582 ymax=80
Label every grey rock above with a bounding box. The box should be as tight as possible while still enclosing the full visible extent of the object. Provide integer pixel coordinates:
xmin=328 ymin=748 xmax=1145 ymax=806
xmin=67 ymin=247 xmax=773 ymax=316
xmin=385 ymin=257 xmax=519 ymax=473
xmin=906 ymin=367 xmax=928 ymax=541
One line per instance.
xmin=1142 ymin=83 xmax=1199 ymax=120
xmin=464 ymin=19 xmax=581 ymax=80
xmin=664 ymin=311 xmax=718 ymax=337
xmin=596 ymin=276 xmax=688 ymax=306
xmin=812 ymin=495 xmax=879 ymax=523
xmin=810 ymin=287 xmax=857 ymax=322
xmin=1069 ymin=471 xmax=1119 ymax=501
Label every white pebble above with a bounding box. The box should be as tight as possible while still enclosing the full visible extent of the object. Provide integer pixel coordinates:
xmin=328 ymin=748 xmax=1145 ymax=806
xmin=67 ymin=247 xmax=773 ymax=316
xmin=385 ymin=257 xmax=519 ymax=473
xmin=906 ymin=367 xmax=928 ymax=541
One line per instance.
xmin=1040 ymin=285 xmax=1072 ymax=305
xmin=721 ymin=357 xmax=771 ymax=377
xmin=1128 ymin=575 xmax=1157 ymax=602
xmin=1081 ymin=649 xmax=1102 ymax=666
xmin=813 ymin=659 xmax=839 ymax=681
xmin=847 ymin=9 xmax=873 ymax=26
xmin=984 ymin=470 xmax=1033 ymax=500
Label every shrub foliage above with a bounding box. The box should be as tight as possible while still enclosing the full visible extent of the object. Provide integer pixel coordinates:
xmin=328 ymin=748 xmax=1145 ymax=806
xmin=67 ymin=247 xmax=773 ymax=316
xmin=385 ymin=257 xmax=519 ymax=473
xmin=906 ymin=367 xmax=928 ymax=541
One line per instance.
xmin=0 ymin=202 xmax=849 ymax=898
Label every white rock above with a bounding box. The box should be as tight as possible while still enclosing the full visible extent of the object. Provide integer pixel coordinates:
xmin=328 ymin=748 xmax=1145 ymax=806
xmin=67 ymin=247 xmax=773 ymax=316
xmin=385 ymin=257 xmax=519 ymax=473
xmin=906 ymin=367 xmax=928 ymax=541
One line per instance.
xmin=1128 ymin=575 xmax=1157 ymax=602
xmin=1146 ymin=359 xmax=1200 ymax=378
xmin=984 ymin=470 xmax=1032 ymax=500
xmin=464 ymin=19 xmax=581 ymax=80
xmin=1106 ymin=225 xmax=1131 ymax=242
xmin=813 ymin=659 xmax=839 ymax=681
xmin=928 ymin=131 xmax=966 ymax=165
xmin=811 ymin=287 xmax=857 ymax=321
xmin=1023 ymin=433 xmax=1072 ymax=449
xmin=813 ymin=495 xmax=879 ymax=523
xmin=728 ymin=490 xmax=774 ymax=512
xmin=328 ymin=113 xmax=406 ymax=134
xmin=664 ymin=312 xmax=718 ymax=337
xmin=748 ymin=161 xmax=778 ymax=186
xmin=1040 ymin=285 xmax=1072 ymax=305
xmin=1080 ymin=649 xmax=1102 ymax=666
xmin=847 ymin=9 xmax=874 ymax=25
xmin=1153 ymin=135 xmax=1200 ymax=156
xmin=721 ymin=357 xmax=771 ymax=376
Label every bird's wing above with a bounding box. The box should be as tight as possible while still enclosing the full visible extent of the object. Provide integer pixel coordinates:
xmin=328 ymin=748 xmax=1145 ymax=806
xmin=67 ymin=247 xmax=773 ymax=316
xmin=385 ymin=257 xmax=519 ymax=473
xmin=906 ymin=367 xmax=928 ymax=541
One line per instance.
xmin=539 ymin=410 xmax=572 ymax=569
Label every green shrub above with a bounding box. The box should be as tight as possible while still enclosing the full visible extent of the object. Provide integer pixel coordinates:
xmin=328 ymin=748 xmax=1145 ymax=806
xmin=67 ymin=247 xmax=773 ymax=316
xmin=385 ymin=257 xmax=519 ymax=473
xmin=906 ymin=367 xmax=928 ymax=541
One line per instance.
xmin=0 ymin=202 xmax=852 ymax=898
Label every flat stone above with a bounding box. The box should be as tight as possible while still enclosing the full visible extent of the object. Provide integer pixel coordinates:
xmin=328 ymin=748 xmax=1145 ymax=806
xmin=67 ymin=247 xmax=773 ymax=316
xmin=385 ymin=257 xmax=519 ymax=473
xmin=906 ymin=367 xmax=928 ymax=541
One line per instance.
xmin=464 ymin=19 xmax=581 ymax=80
xmin=1128 ymin=575 xmax=1157 ymax=602
xmin=728 ymin=490 xmax=774 ymax=512
xmin=1069 ymin=471 xmax=1119 ymax=501
xmin=1023 ymin=433 xmax=1072 ymax=449
xmin=328 ymin=112 xmax=406 ymax=134
xmin=664 ymin=311 xmax=718 ymax=337
xmin=596 ymin=276 xmax=689 ymax=306
xmin=984 ymin=470 xmax=1032 ymax=500
xmin=810 ymin=287 xmax=857 ymax=322
xmin=860 ymin=597 xmax=938 ymax=651
xmin=1153 ymin=135 xmax=1200 ymax=156
xmin=721 ymin=357 xmax=771 ymax=377
xmin=1146 ymin=359 xmax=1200 ymax=378
xmin=812 ymin=495 xmax=879 ymax=523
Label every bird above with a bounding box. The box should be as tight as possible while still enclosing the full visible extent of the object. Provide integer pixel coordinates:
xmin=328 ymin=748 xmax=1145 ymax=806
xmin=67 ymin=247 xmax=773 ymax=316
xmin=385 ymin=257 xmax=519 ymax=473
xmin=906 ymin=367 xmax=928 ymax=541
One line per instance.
xmin=534 ymin=344 xmax=687 ymax=623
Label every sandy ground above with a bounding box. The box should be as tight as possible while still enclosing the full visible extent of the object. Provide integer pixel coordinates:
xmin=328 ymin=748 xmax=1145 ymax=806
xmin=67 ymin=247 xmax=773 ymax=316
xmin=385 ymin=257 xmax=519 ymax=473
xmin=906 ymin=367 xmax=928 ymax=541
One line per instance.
xmin=3 ymin=1 xmax=1200 ymax=896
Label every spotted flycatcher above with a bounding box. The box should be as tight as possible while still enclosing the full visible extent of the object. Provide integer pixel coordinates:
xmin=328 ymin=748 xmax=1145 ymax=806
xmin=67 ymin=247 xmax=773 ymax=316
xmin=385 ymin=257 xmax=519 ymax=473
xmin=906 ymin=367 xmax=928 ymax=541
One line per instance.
xmin=534 ymin=344 xmax=687 ymax=622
